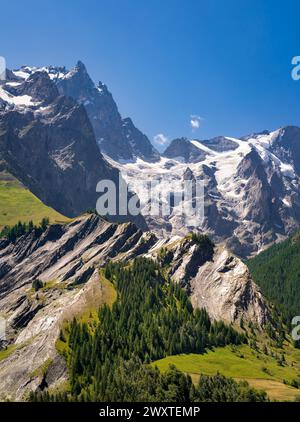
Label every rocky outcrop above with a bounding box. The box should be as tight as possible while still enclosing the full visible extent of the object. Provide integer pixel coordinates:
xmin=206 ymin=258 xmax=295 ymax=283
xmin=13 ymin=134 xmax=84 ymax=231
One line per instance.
xmin=189 ymin=246 xmax=270 ymax=326
xmin=0 ymin=215 xmax=155 ymax=297
xmin=269 ymin=126 xmax=300 ymax=175
xmin=147 ymin=236 xmax=271 ymax=326
xmin=200 ymin=136 xmax=239 ymax=152
xmin=225 ymin=147 xmax=294 ymax=256
xmin=11 ymin=71 xmax=59 ymax=104
xmin=163 ymin=137 xmax=206 ymax=163
xmin=122 ymin=117 xmax=160 ymax=162
xmin=56 ymin=61 xmax=159 ymax=162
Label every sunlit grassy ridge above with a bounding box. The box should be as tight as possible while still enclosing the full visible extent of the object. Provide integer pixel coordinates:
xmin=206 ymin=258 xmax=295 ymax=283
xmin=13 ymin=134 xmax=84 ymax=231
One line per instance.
xmin=0 ymin=172 xmax=69 ymax=229
xmin=55 ymin=270 xmax=117 ymax=357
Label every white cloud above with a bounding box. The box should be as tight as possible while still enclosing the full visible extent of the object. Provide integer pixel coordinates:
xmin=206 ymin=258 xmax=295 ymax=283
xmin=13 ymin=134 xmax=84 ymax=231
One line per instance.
xmin=190 ymin=115 xmax=203 ymax=130
xmin=153 ymin=133 xmax=169 ymax=146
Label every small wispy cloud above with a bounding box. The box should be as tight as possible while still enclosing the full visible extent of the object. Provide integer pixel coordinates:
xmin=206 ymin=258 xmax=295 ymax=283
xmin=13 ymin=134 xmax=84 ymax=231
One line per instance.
xmin=153 ymin=133 xmax=169 ymax=146
xmin=190 ymin=115 xmax=203 ymax=130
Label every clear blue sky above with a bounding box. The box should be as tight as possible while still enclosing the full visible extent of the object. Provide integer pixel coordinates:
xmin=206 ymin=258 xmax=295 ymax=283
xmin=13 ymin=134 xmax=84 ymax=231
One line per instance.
xmin=2 ymin=0 xmax=300 ymax=149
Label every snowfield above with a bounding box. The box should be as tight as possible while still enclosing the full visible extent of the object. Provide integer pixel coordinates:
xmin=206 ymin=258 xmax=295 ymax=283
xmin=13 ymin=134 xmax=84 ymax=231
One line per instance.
xmin=104 ymin=128 xmax=300 ymax=247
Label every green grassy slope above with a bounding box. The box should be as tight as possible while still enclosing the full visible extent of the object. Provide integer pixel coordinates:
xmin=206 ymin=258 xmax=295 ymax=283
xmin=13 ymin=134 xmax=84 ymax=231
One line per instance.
xmin=0 ymin=171 xmax=69 ymax=228
xmin=153 ymin=344 xmax=300 ymax=401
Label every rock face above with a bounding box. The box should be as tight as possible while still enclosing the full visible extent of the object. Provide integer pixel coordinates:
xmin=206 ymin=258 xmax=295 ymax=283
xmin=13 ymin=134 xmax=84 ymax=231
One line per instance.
xmin=6 ymin=62 xmax=160 ymax=162
xmin=189 ymin=246 xmax=270 ymax=326
xmin=268 ymin=126 xmax=300 ymax=175
xmin=122 ymin=117 xmax=160 ymax=162
xmin=0 ymin=95 xmax=118 ymax=218
xmin=12 ymin=71 xmax=59 ymax=104
xmin=163 ymin=137 xmax=206 ymax=163
xmin=200 ymin=136 xmax=239 ymax=152
xmin=147 ymin=236 xmax=271 ymax=326
xmin=0 ymin=70 xmax=121 ymax=218
xmin=0 ymin=215 xmax=155 ymax=294
xmin=55 ymin=61 xmax=160 ymax=162
xmin=0 ymin=214 xmax=271 ymax=400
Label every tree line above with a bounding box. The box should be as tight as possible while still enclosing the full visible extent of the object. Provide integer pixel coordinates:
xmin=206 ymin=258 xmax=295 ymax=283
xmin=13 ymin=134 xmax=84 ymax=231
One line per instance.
xmin=0 ymin=217 xmax=50 ymax=242
xmin=30 ymin=362 xmax=267 ymax=402
xmin=247 ymin=231 xmax=300 ymax=328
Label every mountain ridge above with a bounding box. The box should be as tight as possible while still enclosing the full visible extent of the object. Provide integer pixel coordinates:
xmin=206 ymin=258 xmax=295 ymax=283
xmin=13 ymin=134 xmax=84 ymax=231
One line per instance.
xmin=7 ymin=62 xmax=160 ymax=163
xmin=2 ymin=62 xmax=300 ymax=256
xmin=0 ymin=213 xmax=271 ymax=399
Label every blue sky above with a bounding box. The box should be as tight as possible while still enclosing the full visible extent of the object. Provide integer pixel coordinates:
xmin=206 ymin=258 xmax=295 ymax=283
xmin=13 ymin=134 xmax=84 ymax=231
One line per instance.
xmin=2 ymin=0 xmax=300 ymax=149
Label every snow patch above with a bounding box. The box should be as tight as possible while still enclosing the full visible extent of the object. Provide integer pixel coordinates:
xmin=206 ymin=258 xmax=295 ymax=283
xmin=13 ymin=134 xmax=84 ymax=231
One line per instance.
xmin=0 ymin=86 xmax=38 ymax=107
xmin=190 ymin=140 xmax=216 ymax=155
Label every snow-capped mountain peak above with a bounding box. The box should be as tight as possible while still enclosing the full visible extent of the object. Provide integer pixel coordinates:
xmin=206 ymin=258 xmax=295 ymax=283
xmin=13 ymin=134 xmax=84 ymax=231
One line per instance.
xmin=2 ymin=61 xmax=300 ymax=257
xmin=1 ymin=62 xmax=160 ymax=162
xmin=108 ymin=128 xmax=300 ymax=256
